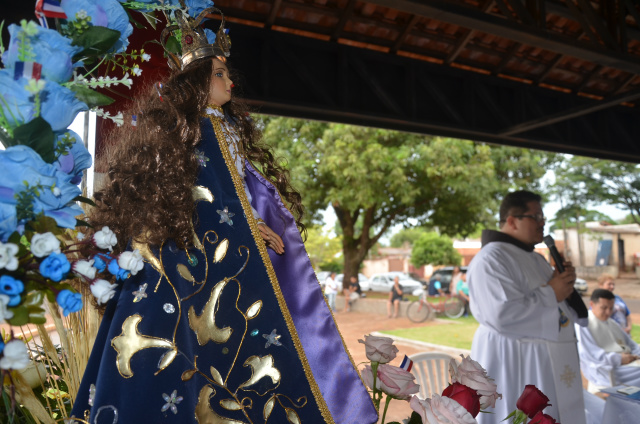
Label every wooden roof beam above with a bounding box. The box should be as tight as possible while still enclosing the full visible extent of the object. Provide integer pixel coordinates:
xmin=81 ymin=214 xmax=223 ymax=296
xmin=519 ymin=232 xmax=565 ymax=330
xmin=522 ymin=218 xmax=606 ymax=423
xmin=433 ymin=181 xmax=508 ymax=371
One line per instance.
xmin=331 ymin=0 xmax=356 ymax=42
xmin=365 ymin=0 xmax=640 ymax=74
xmin=391 ymin=14 xmax=420 ymax=54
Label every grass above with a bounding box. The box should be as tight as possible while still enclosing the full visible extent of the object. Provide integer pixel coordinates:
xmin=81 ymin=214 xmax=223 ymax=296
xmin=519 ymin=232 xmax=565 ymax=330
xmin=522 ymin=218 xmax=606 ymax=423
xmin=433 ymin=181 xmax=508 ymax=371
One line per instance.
xmin=380 ymin=320 xmax=640 ymax=351
xmin=380 ymin=316 xmax=479 ymax=350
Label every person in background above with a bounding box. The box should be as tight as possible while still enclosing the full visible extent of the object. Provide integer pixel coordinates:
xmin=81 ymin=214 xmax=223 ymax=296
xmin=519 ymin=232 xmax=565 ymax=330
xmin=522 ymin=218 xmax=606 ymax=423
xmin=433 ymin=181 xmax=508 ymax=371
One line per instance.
xmin=449 ymin=265 xmax=463 ymax=294
xmin=597 ymin=273 xmax=632 ymax=334
xmin=387 ymin=276 xmax=403 ymax=318
xmin=343 ymin=275 xmax=360 ymax=312
xmin=428 ymin=273 xmax=445 ymax=296
xmin=456 ymin=272 xmax=470 ymax=317
xmin=576 ymin=288 xmax=640 ymax=392
xmin=324 ymin=271 xmax=338 ymax=311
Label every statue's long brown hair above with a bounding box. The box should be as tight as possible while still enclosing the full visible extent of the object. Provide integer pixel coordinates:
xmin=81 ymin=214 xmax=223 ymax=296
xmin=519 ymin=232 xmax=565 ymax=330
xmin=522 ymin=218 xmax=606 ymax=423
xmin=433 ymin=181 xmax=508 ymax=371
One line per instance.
xmin=90 ymin=58 xmax=305 ymax=252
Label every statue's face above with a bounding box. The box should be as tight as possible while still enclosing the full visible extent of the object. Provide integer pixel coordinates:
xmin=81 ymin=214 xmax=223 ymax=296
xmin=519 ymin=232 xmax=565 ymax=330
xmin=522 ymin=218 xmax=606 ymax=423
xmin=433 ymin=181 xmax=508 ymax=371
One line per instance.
xmin=208 ymin=59 xmax=233 ymax=106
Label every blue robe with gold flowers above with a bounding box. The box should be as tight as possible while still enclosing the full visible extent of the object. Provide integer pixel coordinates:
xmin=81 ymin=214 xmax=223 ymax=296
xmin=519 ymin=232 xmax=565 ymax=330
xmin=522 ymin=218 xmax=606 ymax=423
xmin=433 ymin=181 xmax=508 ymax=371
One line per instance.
xmin=70 ymin=110 xmax=377 ymax=424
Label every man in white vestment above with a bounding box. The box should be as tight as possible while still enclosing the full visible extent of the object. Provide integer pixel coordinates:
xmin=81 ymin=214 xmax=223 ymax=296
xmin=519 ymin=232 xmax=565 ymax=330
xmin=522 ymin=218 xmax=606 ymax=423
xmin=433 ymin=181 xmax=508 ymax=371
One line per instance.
xmin=468 ymin=190 xmax=588 ymax=424
xmin=576 ymin=288 xmax=640 ymax=392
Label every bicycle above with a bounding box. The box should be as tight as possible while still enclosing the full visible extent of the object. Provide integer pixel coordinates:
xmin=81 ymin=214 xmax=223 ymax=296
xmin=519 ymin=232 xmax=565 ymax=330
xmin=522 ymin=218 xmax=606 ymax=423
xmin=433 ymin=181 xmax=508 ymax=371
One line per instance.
xmin=406 ymin=286 xmax=465 ymax=322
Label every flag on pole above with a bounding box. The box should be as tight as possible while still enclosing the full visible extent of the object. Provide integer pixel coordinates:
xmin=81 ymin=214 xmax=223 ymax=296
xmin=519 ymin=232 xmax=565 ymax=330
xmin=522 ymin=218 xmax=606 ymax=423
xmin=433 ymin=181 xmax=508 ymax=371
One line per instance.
xmin=14 ymin=62 xmax=43 ymax=81
xmin=35 ymin=0 xmax=67 ymax=19
xmin=400 ymin=355 xmax=413 ymax=372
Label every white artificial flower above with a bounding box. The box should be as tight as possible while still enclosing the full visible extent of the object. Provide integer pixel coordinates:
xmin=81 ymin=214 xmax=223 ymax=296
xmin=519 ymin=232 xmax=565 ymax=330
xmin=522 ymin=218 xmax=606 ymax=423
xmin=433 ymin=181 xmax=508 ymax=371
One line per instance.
xmin=0 ymin=242 xmax=19 ymax=271
xmin=118 ymin=249 xmax=144 ymax=275
xmin=76 ymin=232 xmax=85 ymax=241
xmin=0 ymin=339 xmax=30 ymax=370
xmin=93 ymin=227 xmax=117 ymax=251
xmin=30 ymin=232 xmax=62 ymax=258
xmin=0 ymin=295 xmax=14 ymax=322
xmin=132 ymin=66 xmax=142 ymax=76
xmin=90 ymin=279 xmax=118 ymax=305
xmin=142 ymin=53 xmax=151 ymax=61
xmin=73 ymin=259 xmax=97 ymax=280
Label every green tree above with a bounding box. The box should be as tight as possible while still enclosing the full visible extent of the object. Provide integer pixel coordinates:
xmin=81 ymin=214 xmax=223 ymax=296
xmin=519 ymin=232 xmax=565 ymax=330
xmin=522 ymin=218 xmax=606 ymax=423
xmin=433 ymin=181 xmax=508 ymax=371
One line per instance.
xmin=304 ymin=226 xmax=343 ymax=272
xmin=261 ymin=118 xmax=548 ymax=283
xmin=411 ymin=232 xmax=461 ymax=267
xmin=389 ymin=227 xmax=428 ymax=247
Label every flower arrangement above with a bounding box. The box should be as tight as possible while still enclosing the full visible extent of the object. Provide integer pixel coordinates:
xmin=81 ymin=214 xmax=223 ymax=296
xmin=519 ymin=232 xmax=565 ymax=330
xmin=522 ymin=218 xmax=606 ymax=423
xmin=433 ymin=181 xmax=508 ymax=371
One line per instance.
xmin=0 ymin=0 xmax=221 ymax=420
xmin=358 ymin=334 xmax=560 ymax=424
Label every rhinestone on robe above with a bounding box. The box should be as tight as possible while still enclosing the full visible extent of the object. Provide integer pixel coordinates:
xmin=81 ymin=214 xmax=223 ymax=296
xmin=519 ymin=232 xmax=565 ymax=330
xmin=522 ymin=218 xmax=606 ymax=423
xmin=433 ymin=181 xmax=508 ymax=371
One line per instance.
xmin=250 ymin=329 xmax=259 ymax=336
xmin=161 ymin=390 xmax=183 ymax=415
xmin=194 ymin=148 xmax=209 ymax=167
xmin=132 ymin=283 xmax=148 ymax=302
xmin=217 ymin=206 xmax=235 ymax=226
xmin=163 ymin=303 xmax=175 ymax=314
xmin=263 ymin=329 xmax=282 ymax=348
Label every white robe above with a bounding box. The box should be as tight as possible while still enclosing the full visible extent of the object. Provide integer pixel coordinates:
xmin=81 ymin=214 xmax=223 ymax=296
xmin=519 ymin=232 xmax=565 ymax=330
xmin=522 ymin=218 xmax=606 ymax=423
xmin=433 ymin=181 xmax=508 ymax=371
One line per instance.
xmin=469 ymin=240 xmax=586 ymax=424
xmin=576 ymin=311 xmax=640 ymax=388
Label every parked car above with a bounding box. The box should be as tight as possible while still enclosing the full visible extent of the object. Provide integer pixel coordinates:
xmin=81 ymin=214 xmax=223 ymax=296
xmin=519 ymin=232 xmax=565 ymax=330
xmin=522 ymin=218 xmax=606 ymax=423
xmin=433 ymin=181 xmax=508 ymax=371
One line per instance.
xmin=368 ymin=272 xmax=422 ymax=293
xmin=336 ymin=273 xmax=371 ymax=292
xmin=574 ymin=277 xmax=588 ymax=295
xmin=429 ymin=266 xmax=467 ymax=294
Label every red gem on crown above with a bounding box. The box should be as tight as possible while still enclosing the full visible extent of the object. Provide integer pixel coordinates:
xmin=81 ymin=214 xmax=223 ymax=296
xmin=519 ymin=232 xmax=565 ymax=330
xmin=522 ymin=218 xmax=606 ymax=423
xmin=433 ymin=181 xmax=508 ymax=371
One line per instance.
xmin=185 ymin=35 xmax=193 ymax=44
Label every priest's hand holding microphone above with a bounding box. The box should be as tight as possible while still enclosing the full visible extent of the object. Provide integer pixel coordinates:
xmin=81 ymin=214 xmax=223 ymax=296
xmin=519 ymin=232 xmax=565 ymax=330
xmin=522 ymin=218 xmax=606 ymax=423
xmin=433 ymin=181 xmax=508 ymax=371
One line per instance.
xmin=543 ymin=235 xmax=578 ymax=302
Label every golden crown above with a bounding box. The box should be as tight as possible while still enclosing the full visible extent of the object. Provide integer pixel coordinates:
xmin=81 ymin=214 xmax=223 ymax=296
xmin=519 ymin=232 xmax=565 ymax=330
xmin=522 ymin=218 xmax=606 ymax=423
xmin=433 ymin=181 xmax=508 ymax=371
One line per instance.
xmin=161 ymin=5 xmax=231 ymax=70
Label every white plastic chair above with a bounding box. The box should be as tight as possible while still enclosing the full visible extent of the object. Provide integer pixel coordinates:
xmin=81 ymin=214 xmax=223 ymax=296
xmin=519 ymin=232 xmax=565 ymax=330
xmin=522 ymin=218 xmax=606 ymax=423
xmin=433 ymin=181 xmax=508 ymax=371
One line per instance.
xmin=409 ymin=352 xmax=457 ymax=399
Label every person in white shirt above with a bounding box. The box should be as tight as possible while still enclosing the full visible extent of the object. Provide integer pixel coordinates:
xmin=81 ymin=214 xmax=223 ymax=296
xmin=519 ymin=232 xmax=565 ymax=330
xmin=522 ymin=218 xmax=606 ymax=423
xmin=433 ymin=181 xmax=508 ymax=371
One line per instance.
xmin=468 ymin=190 xmax=587 ymax=424
xmin=576 ymin=288 xmax=640 ymax=392
xmin=324 ymin=272 xmax=338 ymax=311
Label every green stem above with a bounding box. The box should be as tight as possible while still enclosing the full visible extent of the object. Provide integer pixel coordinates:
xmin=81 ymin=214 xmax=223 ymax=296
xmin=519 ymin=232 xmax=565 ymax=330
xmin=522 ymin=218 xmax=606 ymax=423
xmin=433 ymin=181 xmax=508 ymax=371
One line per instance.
xmin=380 ymin=395 xmax=392 ymax=424
xmin=371 ymin=361 xmax=380 ymax=410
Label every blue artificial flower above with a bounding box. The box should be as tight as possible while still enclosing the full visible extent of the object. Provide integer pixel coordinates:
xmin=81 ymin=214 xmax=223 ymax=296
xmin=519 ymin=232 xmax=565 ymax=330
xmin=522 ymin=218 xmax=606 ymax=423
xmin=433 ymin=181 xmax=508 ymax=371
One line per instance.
xmin=0 ymin=187 xmax=18 ymax=242
xmin=0 ymin=275 xmax=24 ymax=296
xmin=55 ymin=130 xmax=92 ymax=185
xmin=0 ymin=146 xmax=83 ymax=230
xmin=61 ymin=0 xmax=133 ymax=53
xmin=40 ymin=80 xmax=88 ymax=132
xmin=107 ymin=259 xmax=130 ymax=281
xmin=56 ymin=289 xmax=83 ymax=316
xmin=160 ymin=0 xmax=214 ymax=17
xmin=40 ymin=252 xmax=71 ymax=282
xmin=92 ymin=253 xmax=110 ymax=272
xmin=0 ymin=341 xmax=4 ymax=354
xmin=0 ymin=69 xmax=36 ymax=130
xmin=204 ymin=28 xmax=216 ymax=45
xmin=2 ymin=22 xmax=82 ymax=83
xmin=0 ymin=69 xmax=87 ymax=132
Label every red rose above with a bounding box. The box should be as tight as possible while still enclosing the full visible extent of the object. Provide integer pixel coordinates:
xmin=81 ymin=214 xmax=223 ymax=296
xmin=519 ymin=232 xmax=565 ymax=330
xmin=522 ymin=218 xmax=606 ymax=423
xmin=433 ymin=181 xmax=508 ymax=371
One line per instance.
xmin=516 ymin=385 xmax=551 ymax=418
xmin=530 ymin=411 xmax=558 ymax=424
xmin=442 ymin=382 xmax=481 ymax=417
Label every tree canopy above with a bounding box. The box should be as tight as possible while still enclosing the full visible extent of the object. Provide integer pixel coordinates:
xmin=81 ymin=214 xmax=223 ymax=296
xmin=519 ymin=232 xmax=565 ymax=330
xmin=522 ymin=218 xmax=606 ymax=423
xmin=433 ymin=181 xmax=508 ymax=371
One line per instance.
xmin=260 ymin=117 xmax=551 ymax=280
xmin=411 ymin=232 xmax=461 ymax=268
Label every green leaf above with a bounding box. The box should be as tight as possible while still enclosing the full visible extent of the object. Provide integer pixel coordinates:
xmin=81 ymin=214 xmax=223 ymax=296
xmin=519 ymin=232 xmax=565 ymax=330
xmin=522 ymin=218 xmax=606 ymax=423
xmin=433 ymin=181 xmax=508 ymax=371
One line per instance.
xmin=164 ymin=35 xmax=181 ymax=55
xmin=27 ymin=306 xmax=47 ymax=324
xmin=75 ymin=218 xmax=92 ymax=228
xmin=7 ymin=306 xmax=29 ymax=326
xmin=69 ymin=85 xmax=115 ymax=108
xmin=23 ymin=291 xmax=44 ymax=308
xmin=11 ymin=117 xmax=55 ymax=163
xmin=74 ymin=195 xmax=97 ymax=207
xmin=72 ymin=26 xmax=120 ymax=58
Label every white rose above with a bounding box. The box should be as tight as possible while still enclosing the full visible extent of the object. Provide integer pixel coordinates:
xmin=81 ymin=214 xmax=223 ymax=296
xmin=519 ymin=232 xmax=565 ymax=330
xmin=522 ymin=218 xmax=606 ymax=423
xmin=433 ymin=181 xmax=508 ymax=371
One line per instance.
xmin=0 ymin=242 xmax=19 ymax=271
xmin=73 ymin=260 xmax=97 ymax=280
xmin=118 ymin=249 xmax=144 ymax=275
xmin=0 ymin=294 xmax=14 ymax=322
xmin=410 ymin=394 xmax=477 ymax=424
xmin=450 ymin=355 xmax=501 ymax=409
xmin=90 ymin=279 xmax=118 ymax=305
xmin=30 ymin=233 xmax=61 ymax=258
xmin=358 ymin=334 xmax=399 ymax=364
xmin=0 ymin=339 xmax=30 ymax=370
xmin=93 ymin=227 xmax=117 ymax=251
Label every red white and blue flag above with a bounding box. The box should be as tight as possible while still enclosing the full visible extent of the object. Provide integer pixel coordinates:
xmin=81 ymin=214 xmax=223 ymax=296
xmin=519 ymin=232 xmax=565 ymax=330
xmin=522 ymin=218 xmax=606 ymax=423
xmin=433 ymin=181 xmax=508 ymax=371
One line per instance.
xmin=35 ymin=0 xmax=67 ymax=28
xmin=400 ymin=355 xmax=414 ymax=372
xmin=14 ymin=62 xmax=43 ymax=81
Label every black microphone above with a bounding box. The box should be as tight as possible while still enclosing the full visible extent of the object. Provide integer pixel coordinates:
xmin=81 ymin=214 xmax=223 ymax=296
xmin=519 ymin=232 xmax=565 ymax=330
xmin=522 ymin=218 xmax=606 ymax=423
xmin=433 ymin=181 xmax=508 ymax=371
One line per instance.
xmin=543 ymin=235 xmax=587 ymax=318
xmin=543 ymin=235 xmax=565 ymax=272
